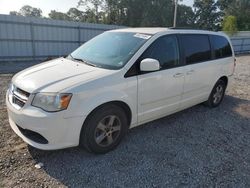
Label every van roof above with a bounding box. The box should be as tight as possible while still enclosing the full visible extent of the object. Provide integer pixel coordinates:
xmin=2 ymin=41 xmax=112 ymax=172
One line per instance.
xmin=110 ymin=27 xmax=225 ymax=36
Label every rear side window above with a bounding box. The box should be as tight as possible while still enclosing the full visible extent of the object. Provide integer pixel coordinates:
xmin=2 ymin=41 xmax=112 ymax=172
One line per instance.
xmin=180 ymin=34 xmax=211 ymax=64
xmin=210 ymin=35 xmax=232 ymax=59
xmin=140 ymin=35 xmax=180 ymax=69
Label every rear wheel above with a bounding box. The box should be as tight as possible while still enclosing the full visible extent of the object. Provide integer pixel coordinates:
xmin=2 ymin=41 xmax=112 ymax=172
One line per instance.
xmin=205 ymin=80 xmax=226 ymax=108
xmin=80 ymin=104 xmax=128 ymax=154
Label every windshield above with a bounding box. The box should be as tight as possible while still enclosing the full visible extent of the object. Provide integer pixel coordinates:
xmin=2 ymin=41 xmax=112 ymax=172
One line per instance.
xmin=69 ymin=32 xmax=151 ymax=70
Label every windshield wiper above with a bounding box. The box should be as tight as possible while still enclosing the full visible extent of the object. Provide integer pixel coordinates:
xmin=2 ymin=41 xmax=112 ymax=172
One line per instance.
xmin=68 ymin=54 xmax=98 ymax=67
xmin=75 ymin=58 xmax=98 ymax=67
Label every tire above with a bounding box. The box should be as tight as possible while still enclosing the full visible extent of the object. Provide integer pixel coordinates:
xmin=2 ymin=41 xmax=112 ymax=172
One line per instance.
xmin=79 ymin=104 xmax=128 ymax=154
xmin=205 ymin=79 xmax=226 ymax=108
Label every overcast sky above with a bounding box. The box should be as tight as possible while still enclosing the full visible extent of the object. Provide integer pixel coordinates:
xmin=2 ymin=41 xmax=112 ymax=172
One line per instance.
xmin=0 ymin=0 xmax=194 ymax=16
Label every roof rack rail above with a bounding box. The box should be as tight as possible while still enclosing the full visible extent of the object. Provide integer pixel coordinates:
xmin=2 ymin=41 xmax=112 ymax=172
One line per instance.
xmin=169 ymin=27 xmax=218 ymax=32
xmin=169 ymin=27 xmax=198 ymax=30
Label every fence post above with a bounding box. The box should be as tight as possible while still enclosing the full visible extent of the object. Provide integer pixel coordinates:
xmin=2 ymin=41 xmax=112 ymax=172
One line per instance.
xmin=30 ymin=22 xmax=36 ymax=60
xmin=240 ymin=38 xmax=245 ymax=54
xmin=78 ymin=26 xmax=81 ymax=46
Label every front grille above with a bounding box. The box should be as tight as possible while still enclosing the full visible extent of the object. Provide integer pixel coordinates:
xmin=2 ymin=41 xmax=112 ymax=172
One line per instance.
xmin=13 ymin=97 xmax=25 ymax=107
xmin=9 ymin=85 xmax=30 ymax=109
xmin=16 ymin=87 xmax=30 ymax=98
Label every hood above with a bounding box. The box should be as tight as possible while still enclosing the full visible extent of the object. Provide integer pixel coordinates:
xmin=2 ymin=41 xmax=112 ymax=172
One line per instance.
xmin=12 ymin=58 xmax=114 ymax=93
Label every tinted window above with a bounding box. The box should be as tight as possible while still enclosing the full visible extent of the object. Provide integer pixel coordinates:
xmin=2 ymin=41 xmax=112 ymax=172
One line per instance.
xmin=180 ymin=35 xmax=211 ymax=64
xmin=140 ymin=35 xmax=180 ymax=69
xmin=210 ymin=35 xmax=232 ymax=59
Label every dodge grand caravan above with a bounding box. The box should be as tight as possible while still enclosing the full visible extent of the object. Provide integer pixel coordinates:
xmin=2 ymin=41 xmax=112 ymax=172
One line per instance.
xmin=6 ymin=28 xmax=235 ymax=153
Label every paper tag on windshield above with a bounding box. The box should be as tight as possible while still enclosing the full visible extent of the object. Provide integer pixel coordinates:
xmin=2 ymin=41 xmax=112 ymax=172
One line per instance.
xmin=134 ymin=33 xmax=151 ymax=40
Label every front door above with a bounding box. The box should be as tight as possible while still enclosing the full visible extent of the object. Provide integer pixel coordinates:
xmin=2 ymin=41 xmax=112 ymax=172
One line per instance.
xmin=137 ymin=35 xmax=185 ymax=123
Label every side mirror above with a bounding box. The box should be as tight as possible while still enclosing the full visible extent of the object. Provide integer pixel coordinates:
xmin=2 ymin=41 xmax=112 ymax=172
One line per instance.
xmin=140 ymin=58 xmax=160 ymax=72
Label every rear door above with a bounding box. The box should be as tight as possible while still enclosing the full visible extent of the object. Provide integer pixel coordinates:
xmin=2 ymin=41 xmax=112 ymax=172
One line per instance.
xmin=137 ymin=35 xmax=185 ymax=123
xmin=179 ymin=34 xmax=215 ymax=109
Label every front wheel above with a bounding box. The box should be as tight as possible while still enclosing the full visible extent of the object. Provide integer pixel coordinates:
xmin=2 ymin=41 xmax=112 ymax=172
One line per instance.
xmin=205 ymin=80 xmax=226 ymax=108
xmin=80 ymin=104 xmax=128 ymax=154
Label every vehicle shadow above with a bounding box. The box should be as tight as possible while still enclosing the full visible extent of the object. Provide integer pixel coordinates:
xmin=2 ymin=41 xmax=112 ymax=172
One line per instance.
xmin=28 ymin=95 xmax=250 ymax=187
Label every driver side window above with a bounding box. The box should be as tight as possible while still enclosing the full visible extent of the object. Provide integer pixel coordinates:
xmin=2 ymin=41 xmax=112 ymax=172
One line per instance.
xmin=140 ymin=35 xmax=180 ymax=70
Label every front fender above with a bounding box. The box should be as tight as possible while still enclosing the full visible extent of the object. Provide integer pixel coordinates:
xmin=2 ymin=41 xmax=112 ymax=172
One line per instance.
xmin=65 ymin=76 xmax=138 ymax=127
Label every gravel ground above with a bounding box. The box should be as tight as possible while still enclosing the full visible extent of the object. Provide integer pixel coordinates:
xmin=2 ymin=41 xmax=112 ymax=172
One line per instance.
xmin=0 ymin=56 xmax=249 ymax=188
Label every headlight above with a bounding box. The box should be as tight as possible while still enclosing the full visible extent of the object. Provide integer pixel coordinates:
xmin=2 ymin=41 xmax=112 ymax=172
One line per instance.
xmin=32 ymin=93 xmax=72 ymax=112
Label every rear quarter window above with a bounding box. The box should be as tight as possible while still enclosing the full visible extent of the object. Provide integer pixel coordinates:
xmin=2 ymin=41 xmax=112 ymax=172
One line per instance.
xmin=210 ymin=35 xmax=233 ymax=59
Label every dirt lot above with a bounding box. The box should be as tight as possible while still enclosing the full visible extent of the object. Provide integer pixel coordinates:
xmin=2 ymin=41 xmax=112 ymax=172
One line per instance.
xmin=0 ymin=56 xmax=250 ymax=188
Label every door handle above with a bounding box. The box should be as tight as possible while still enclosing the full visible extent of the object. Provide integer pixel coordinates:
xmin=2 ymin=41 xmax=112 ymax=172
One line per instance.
xmin=173 ymin=73 xmax=184 ymax=78
xmin=186 ymin=70 xmax=195 ymax=75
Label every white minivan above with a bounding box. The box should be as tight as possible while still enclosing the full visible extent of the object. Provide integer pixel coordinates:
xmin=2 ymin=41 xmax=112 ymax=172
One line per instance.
xmin=6 ymin=28 xmax=235 ymax=153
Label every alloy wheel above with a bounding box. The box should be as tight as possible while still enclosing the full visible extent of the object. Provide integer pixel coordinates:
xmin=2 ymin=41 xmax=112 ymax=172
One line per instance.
xmin=213 ymin=85 xmax=224 ymax=104
xmin=94 ymin=115 xmax=121 ymax=147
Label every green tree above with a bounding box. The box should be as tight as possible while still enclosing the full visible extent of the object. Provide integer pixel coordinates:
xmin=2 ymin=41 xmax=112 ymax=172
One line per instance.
xmin=176 ymin=4 xmax=195 ymax=27
xmin=104 ymin=0 xmax=127 ymax=25
xmin=193 ymin=0 xmax=222 ymax=30
xmin=223 ymin=15 xmax=238 ymax=35
xmin=9 ymin=11 xmax=19 ymax=16
xmin=77 ymin=0 xmax=105 ymax=23
xmin=76 ymin=0 xmax=195 ymax=27
xmin=140 ymin=0 xmax=174 ymax=27
xmin=49 ymin=10 xmax=71 ymax=21
xmin=116 ymin=0 xmax=147 ymax=27
xmin=104 ymin=0 xmax=186 ymax=27
xmin=218 ymin=0 xmax=250 ymax=30
xmin=67 ymin=8 xmax=86 ymax=22
xmin=84 ymin=9 xmax=99 ymax=23
xmin=9 ymin=5 xmax=42 ymax=17
xmin=217 ymin=0 xmax=234 ymax=12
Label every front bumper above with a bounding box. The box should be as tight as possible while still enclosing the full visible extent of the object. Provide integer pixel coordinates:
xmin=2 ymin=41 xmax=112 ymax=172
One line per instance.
xmin=6 ymin=89 xmax=85 ymax=150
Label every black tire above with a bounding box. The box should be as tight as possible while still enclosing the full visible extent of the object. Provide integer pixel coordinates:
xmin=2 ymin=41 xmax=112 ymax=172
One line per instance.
xmin=205 ymin=79 xmax=226 ymax=108
xmin=79 ymin=104 xmax=128 ymax=154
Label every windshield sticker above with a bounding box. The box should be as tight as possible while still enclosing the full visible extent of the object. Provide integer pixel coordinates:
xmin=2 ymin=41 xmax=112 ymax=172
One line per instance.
xmin=134 ymin=33 xmax=151 ymax=40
